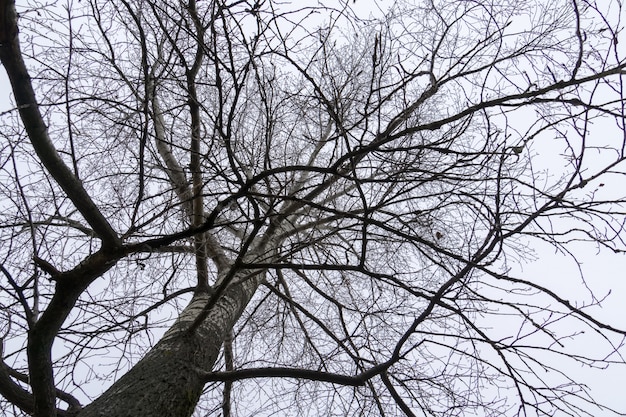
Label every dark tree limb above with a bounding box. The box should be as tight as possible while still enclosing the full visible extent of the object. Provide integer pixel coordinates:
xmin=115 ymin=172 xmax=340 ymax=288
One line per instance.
xmin=0 ymin=0 xmax=120 ymax=249
xmin=0 ymin=341 xmax=81 ymax=417
xmin=201 ymin=362 xmax=393 ymax=387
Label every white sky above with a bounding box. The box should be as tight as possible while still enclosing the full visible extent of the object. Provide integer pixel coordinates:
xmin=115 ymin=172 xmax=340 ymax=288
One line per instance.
xmin=1 ymin=0 xmax=625 ymax=415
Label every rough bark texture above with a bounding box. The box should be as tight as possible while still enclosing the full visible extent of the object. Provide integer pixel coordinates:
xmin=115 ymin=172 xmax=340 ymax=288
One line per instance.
xmin=78 ymin=270 xmax=262 ymax=417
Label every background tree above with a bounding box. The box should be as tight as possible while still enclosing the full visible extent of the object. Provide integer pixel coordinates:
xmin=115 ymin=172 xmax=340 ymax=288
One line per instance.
xmin=1 ymin=0 xmax=625 ymax=416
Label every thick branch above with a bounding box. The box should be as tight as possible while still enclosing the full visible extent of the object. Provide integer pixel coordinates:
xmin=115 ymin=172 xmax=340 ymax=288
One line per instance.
xmin=6 ymin=366 xmax=81 ymax=413
xmin=0 ymin=353 xmax=34 ymax=416
xmin=150 ymin=81 xmax=229 ymax=272
xmin=26 ymin=248 xmax=119 ymax=417
xmin=0 ymin=342 xmax=80 ymax=416
xmin=200 ymin=362 xmax=392 ymax=387
xmin=222 ymin=331 xmax=233 ymax=417
xmin=0 ymin=0 xmax=120 ymax=248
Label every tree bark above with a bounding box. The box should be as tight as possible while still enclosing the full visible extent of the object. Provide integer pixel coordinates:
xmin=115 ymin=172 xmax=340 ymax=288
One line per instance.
xmin=78 ymin=269 xmax=262 ymax=417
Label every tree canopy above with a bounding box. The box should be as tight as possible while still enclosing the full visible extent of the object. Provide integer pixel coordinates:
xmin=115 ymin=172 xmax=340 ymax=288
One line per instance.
xmin=0 ymin=0 xmax=625 ymax=416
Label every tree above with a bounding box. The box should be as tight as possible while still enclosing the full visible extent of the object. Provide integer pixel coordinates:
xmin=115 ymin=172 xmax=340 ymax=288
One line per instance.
xmin=0 ymin=0 xmax=625 ymax=415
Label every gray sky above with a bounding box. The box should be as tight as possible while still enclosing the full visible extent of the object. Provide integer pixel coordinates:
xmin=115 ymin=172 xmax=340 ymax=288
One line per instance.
xmin=1 ymin=0 xmax=625 ymax=415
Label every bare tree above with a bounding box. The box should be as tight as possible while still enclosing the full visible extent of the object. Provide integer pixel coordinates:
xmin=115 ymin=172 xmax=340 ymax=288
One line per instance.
xmin=0 ymin=0 xmax=625 ymax=416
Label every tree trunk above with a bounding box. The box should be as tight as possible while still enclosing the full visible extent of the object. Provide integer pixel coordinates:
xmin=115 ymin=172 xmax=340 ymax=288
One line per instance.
xmin=78 ymin=270 xmax=262 ymax=417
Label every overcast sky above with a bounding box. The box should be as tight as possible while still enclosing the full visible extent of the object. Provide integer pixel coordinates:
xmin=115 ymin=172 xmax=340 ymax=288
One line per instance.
xmin=1 ymin=1 xmax=625 ymax=415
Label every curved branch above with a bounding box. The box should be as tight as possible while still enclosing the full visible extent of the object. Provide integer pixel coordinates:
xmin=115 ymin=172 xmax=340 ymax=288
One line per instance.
xmin=200 ymin=362 xmax=391 ymax=387
xmin=0 ymin=0 xmax=120 ymax=248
